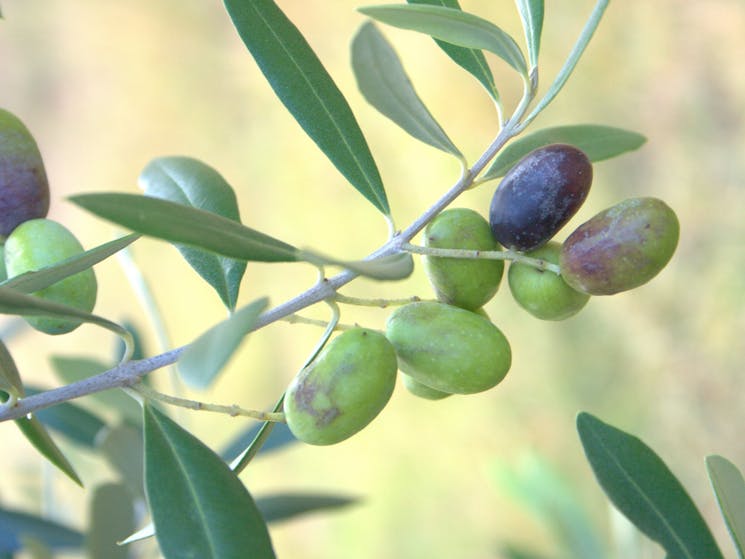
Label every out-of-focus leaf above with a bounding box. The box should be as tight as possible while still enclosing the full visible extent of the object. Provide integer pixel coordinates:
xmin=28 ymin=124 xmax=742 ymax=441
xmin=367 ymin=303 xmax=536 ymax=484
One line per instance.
xmin=406 ymin=0 xmax=498 ymax=101
xmin=256 ymin=493 xmax=358 ymax=524
xmin=98 ymin=423 xmax=145 ymax=498
xmin=0 ymin=234 xmax=139 ymax=294
xmin=86 ymin=483 xmax=136 ymax=559
xmin=483 ymin=124 xmax=646 ymax=179
xmin=515 ymin=0 xmax=544 ymax=69
xmin=220 ymin=420 xmax=297 ymax=463
xmin=143 ymin=404 xmax=275 ymax=558
xmin=140 ymin=157 xmax=246 ymax=310
xmin=0 ymin=339 xmax=23 ymax=398
xmin=0 ymin=286 xmax=131 ymax=343
xmin=179 ymin=298 xmax=268 ymax=390
xmin=352 ymin=22 xmax=462 ymax=158
xmin=492 ymin=453 xmax=604 ymax=559
xmin=115 ymin=320 xmax=147 ymax=363
xmin=0 ymin=508 xmax=83 ymax=553
xmin=707 ymin=455 xmax=745 ymax=559
xmin=26 ymin=386 xmax=107 ymax=448
xmin=50 ymin=356 xmax=141 ymax=426
xmin=577 ymin=412 xmax=724 ymax=559
xmin=359 ymin=4 xmax=527 ymax=76
xmin=499 ymin=545 xmax=554 ymax=559
xmin=14 ymin=415 xmax=82 ymax=486
xmin=70 ymin=193 xmax=299 ymax=263
xmin=301 ymin=250 xmax=414 ymax=281
xmin=20 ymin=536 xmax=53 ymax=559
xmin=224 ymin=0 xmax=389 ymax=215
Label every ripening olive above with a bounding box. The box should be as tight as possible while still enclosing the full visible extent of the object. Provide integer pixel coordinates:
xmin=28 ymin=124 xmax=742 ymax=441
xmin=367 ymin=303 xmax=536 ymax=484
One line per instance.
xmin=4 ymin=219 xmax=97 ymax=334
xmin=423 ymin=208 xmax=504 ymax=310
xmin=508 ymin=241 xmax=590 ymax=320
xmin=385 ymin=301 xmax=511 ymax=394
xmin=560 ymin=197 xmax=679 ymax=295
xmin=400 ymin=372 xmax=451 ymax=400
xmin=284 ymin=328 xmax=397 ymax=445
xmin=489 ymin=144 xmax=592 ymax=251
xmin=0 ymin=109 xmax=50 ymax=237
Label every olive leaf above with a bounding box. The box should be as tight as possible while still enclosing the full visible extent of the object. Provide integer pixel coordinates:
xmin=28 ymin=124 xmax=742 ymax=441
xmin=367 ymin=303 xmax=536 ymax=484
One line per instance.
xmin=140 ymin=157 xmax=246 ymax=310
xmin=178 ymin=297 xmax=268 ymax=390
xmin=86 ymin=483 xmax=136 ymax=559
xmin=300 ymin=250 xmax=414 ymax=281
xmin=706 ymin=455 xmax=745 ymax=559
xmin=577 ymin=412 xmax=724 ymax=559
xmin=0 ymin=507 xmax=83 ymax=554
xmin=406 ymin=0 xmax=498 ymax=101
xmin=144 ymin=404 xmax=275 ymax=558
xmin=352 ymin=22 xmax=462 ymax=159
xmin=483 ymin=124 xmax=646 ymax=180
xmin=223 ymin=0 xmax=389 ymax=215
xmin=255 ymin=493 xmax=359 ymax=524
xmin=359 ymin=4 xmax=527 ymax=77
xmin=27 ymin=387 xmax=107 ymax=448
xmin=0 ymin=339 xmax=22 ymax=398
xmin=515 ymin=0 xmax=544 ymax=70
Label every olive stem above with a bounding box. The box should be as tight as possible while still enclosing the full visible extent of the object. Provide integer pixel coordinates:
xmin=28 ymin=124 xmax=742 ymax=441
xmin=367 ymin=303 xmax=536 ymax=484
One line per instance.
xmin=333 ymin=293 xmax=422 ymax=308
xmin=281 ymin=313 xmax=357 ymax=331
xmin=131 ymin=382 xmax=286 ymax=422
xmin=402 ymin=243 xmax=562 ymax=275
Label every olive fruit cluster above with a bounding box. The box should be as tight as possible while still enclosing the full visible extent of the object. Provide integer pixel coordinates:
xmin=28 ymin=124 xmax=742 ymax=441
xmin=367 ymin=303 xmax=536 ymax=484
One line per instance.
xmin=1 ymin=108 xmax=98 ymax=334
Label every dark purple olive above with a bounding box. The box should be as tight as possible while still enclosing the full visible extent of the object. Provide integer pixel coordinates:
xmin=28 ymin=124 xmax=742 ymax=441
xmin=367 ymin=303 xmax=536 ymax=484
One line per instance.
xmin=489 ymin=144 xmax=592 ymax=251
xmin=559 ymin=197 xmax=679 ymax=295
xmin=0 ymin=109 xmax=50 ymax=237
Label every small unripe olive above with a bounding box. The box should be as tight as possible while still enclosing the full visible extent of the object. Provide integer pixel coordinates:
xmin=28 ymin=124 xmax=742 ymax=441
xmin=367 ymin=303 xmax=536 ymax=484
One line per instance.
xmin=489 ymin=144 xmax=592 ymax=251
xmin=385 ymin=301 xmax=511 ymax=394
xmin=400 ymin=372 xmax=451 ymax=400
xmin=508 ymin=241 xmax=590 ymax=320
xmin=284 ymin=328 xmax=397 ymax=445
xmin=560 ymin=197 xmax=679 ymax=295
xmin=0 ymin=109 xmax=50 ymax=237
xmin=4 ymin=219 xmax=97 ymax=334
xmin=423 ymin=208 xmax=503 ymax=310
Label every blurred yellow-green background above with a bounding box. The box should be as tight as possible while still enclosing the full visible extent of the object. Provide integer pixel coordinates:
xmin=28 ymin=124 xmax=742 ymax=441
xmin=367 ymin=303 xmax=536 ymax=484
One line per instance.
xmin=1 ymin=1 xmax=744 ymax=558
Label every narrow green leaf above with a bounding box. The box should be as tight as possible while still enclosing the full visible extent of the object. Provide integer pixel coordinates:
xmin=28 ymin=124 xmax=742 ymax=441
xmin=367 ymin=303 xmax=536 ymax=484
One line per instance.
xmin=178 ymin=297 xmax=268 ymax=390
xmin=86 ymin=483 xmax=136 ymax=559
xmin=707 ymin=455 xmax=745 ymax=559
xmin=140 ymin=157 xmax=246 ymax=310
xmin=224 ymin=0 xmax=389 ymax=215
xmin=577 ymin=412 xmax=724 ymax=559
xmin=256 ymin=493 xmax=358 ymax=524
xmin=220 ymin=420 xmax=296 ymax=463
xmin=143 ymin=404 xmax=275 ymax=558
xmin=300 ymin=250 xmax=414 ymax=281
xmin=0 ymin=339 xmax=23 ymax=398
xmin=522 ymin=0 xmax=610 ymax=127
xmin=483 ymin=124 xmax=647 ymax=179
xmin=515 ymin=0 xmax=544 ymax=69
xmin=98 ymin=423 xmax=145 ymax=498
xmin=352 ymin=22 xmax=462 ymax=158
xmin=499 ymin=545 xmax=554 ymax=559
xmin=0 ymin=508 xmax=83 ymax=553
xmin=406 ymin=0 xmax=498 ymax=101
xmin=0 ymin=234 xmax=139 ymax=294
xmin=359 ymin=4 xmax=527 ymax=76
xmin=14 ymin=416 xmax=82 ymax=486
xmin=50 ymin=356 xmax=141 ymax=426
xmin=70 ymin=193 xmax=299 ymax=262
xmin=26 ymin=387 xmax=107 ymax=448
xmin=0 ymin=286 xmax=131 ymax=344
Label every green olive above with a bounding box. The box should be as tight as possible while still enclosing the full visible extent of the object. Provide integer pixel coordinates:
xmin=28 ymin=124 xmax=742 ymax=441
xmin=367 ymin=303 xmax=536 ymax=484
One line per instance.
xmin=0 ymin=109 xmax=50 ymax=237
xmin=4 ymin=219 xmax=97 ymax=334
xmin=284 ymin=328 xmax=398 ymax=445
xmin=560 ymin=197 xmax=679 ymax=295
xmin=400 ymin=372 xmax=451 ymax=400
xmin=385 ymin=301 xmax=511 ymax=394
xmin=508 ymin=242 xmax=590 ymax=320
xmin=423 ymin=208 xmax=504 ymax=310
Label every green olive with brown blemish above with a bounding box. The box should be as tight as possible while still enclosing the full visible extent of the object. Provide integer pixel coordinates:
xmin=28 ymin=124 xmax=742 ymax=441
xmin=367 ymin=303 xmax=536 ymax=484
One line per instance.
xmin=4 ymin=219 xmax=97 ymax=334
xmin=386 ymin=301 xmax=511 ymax=395
xmin=284 ymin=328 xmax=398 ymax=445
xmin=559 ymin=197 xmax=679 ymax=295
xmin=423 ymin=208 xmax=504 ymax=310
xmin=0 ymin=109 xmax=50 ymax=237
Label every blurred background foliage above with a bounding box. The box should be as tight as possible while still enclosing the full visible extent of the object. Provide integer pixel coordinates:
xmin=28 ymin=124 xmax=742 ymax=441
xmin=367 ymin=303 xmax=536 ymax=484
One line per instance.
xmin=1 ymin=1 xmax=744 ymax=558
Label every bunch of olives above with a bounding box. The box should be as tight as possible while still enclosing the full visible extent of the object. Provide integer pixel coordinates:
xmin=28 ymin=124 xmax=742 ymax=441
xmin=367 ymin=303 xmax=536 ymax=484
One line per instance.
xmin=286 ymin=143 xmax=679 ymax=445
xmin=0 ymin=108 xmax=97 ymax=334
